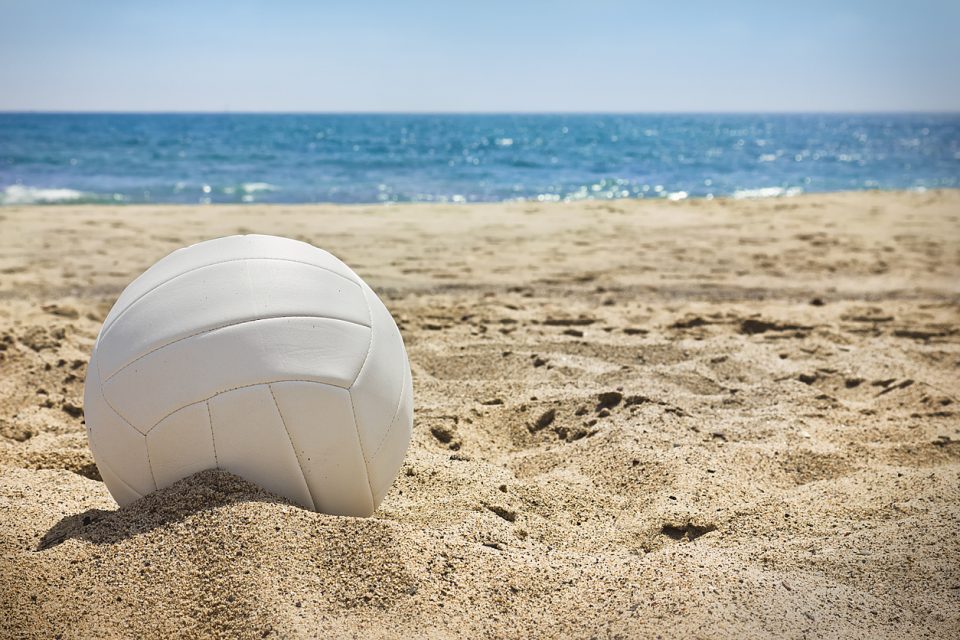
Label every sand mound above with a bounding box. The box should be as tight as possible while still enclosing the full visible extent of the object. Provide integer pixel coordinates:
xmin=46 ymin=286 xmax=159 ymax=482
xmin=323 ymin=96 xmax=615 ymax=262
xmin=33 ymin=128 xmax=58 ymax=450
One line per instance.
xmin=1 ymin=191 xmax=959 ymax=638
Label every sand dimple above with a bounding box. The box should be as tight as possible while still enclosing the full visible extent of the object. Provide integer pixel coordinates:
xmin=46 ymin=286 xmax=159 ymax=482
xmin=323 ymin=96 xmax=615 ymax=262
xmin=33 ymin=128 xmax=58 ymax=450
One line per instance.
xmin=1 ymin=191 xmax=959 ymax=639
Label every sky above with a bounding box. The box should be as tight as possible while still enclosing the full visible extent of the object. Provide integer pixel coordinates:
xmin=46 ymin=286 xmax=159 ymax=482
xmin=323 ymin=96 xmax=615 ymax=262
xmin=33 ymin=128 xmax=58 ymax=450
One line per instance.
xmin=1 ymin=0 xmax=958 ymax=112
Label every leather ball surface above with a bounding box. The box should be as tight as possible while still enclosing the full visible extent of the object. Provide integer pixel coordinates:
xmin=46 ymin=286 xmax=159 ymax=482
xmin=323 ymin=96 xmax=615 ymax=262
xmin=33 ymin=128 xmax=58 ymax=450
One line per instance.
xmin=83 ymin=234 xmax=413 ymax=516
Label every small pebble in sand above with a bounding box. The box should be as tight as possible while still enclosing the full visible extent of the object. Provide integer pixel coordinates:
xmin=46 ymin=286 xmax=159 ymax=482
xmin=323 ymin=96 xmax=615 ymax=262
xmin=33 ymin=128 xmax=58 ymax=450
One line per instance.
xmin=530 ymin=409 xmax=556 ymax=432
xmin=596 ymin=391 xmax=623 ymax=411
xmin=61 ymin=402 xmax=83 ymax=418
xmin=430 ymin=425 xmax=456 ymax=444
xmin=486 ymin=505 xmax=516 ymax=523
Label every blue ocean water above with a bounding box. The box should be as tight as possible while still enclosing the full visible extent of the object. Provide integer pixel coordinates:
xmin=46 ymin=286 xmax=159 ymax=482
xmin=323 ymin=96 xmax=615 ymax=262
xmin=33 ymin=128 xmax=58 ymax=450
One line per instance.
xmin=0 ymin=113 xmax=957 ymax=205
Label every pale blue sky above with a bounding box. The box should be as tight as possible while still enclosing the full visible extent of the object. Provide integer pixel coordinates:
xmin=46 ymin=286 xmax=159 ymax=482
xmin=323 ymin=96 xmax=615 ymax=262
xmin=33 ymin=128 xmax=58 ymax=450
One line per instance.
xmin=1 ymin=0 xmax=958 ymax=112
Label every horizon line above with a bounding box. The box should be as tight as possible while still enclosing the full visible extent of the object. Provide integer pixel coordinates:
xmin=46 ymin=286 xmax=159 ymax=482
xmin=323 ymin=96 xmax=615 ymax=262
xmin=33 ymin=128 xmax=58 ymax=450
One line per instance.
xmin=2 ymin=109 xmax=959 ymax=116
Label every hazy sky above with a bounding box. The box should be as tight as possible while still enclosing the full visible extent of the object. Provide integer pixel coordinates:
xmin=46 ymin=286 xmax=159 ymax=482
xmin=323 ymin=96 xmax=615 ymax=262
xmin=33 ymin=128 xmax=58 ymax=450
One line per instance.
xmin=1 ymin=0 xmax=958 ymax=112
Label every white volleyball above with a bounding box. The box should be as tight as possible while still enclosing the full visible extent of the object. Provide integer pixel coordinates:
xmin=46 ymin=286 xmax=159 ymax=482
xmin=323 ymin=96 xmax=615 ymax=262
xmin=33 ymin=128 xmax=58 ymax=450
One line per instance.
xmin=83 ymin=234 xmax=413 ymax=516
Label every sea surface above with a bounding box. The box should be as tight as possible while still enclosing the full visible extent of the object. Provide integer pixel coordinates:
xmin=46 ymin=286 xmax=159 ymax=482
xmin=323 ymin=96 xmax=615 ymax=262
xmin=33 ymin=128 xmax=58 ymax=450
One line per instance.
xmin=0 ymin=113 xmax=957 ymax=205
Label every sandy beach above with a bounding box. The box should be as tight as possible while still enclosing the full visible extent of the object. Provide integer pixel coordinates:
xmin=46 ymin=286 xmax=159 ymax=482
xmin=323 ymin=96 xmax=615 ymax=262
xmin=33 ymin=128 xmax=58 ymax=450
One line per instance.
xmin=1 ymin=190 xmax=958 ymax=638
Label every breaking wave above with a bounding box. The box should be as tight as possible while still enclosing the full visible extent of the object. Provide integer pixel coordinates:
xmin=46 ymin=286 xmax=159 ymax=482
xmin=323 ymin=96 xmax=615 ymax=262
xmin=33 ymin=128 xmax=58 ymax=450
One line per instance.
xmin=732 ymin=186 xmax=804 ymax=199
xmin=0 ymin=185 xmax=123 ymax=205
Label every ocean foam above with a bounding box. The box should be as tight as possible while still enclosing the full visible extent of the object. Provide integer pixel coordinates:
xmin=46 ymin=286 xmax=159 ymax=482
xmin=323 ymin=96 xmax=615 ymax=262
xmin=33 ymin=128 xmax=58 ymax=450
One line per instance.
xmin=1 ymin=185 xmax=91 ymax=205
xmin=732 ymin=186 xmax=804 ymax=200
xmin=241 ymin=182 xmax=278 ymax=193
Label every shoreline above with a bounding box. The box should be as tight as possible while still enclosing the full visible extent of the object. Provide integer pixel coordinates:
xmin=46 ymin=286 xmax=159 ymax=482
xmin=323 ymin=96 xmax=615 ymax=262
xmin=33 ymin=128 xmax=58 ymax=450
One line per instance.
xmin=2 ymin=186 xmax=958 ymax=208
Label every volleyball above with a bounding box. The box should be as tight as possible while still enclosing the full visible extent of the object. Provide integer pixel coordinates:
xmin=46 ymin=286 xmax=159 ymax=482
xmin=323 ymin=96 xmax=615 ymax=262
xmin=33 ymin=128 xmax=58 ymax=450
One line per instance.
xmin=83 ymin=234 xmax=413 ymax=516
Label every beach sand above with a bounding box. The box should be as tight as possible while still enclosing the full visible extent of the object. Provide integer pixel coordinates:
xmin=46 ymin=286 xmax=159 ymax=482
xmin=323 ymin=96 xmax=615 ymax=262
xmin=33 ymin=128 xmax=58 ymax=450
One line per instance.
xmin=1 ymin=190 xmax=958 ymax=638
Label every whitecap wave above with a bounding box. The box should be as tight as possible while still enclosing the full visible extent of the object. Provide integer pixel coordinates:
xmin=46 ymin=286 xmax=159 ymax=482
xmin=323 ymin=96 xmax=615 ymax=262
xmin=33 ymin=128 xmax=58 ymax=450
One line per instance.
xmin=732 ymin=186 xmax=803 ymax=199
xmin=0 ymin=185 xmax=95 ymax=205
xmin=241 ymin=182 xmax=278 ymax=193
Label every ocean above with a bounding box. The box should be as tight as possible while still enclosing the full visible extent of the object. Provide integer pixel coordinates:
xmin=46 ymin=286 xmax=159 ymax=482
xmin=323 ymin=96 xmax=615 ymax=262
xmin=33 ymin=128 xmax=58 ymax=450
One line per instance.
xmin=0 ymin=113 xmax=957 ymax=205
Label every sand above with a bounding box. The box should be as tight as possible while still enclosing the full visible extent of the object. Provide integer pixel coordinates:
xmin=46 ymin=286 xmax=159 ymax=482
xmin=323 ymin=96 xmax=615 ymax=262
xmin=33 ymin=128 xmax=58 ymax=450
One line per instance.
xmin=0 ymin=190 xmax=958 ymax=639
